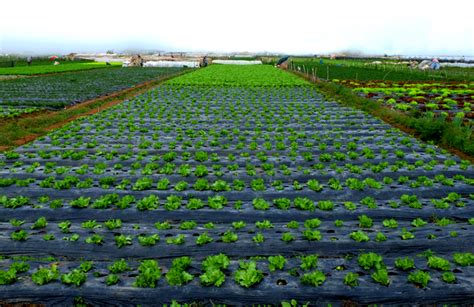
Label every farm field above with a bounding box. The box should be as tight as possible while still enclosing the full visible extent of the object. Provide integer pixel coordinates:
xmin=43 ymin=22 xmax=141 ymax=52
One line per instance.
xmin=0 ymin=65 xmax=473 ymax=305
xmin=289 ymin=58 xmax=474 ymax=82
xmin=288 ymin=59 xmax=474 ymax=157
xmin=0 ymin=62 xmax=122 ymax=76
xmin=343 ymin=80 xmax=474 ymax=122
xmin=0 ymin=67 xmax=185 ymax=118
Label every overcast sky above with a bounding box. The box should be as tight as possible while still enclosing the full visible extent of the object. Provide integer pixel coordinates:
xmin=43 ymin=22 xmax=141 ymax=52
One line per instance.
xmin=1 ymin=0 xmax=473 ymax=56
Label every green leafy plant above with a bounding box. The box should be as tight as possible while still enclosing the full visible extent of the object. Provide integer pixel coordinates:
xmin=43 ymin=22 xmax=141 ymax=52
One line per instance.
xmin=155 ymin=221 xmax=171 ymax=230
xmin=358 ymin=253 xmax=383 ymax=270
xmin=281 ymin=232 xmax=295 ymax=242
xmin=442 ymin=271 xmax=456 ymax=283
xmin=104 ymin=219 xmax=122 ymax=230
xmin=304 ymin=218 xmax=321 ymax=229
xmin=105 ymin=274 xmax=120 ymax=286
xmin=358 ymin=215 xmax=373 ymax=228
xmin=294 ymin=197 xmax=315 ymax=211
xmin=108 ymin=259 xmax=130 ymax=274
xmin=31 ymin=217 xmax=48 ymax=229
xmin=134 ymin=260 xmax=161 ymax=288
xmin=301 ymin=270 xmax=326 ymax=286
xmin=115 ymin=234 xmax=132 ymax=248
xmin=382 ymin=218 xmax=398 ymax=228
xmin=343 ymin=272 xmax=359 ymax=287
xmin=400 ymin=228 xmax=415 ymax=240
xmin=234 ymin=261 xmax=263 ymax=288
xmin=208 ymin=195 xmax=227 ymax=209
xmin=196 ymin=232 xmax=213 ymax=246
xmin=137 ymin=195 xmax=159 ymax=211
xmin=252 ymin=233 xmax=265 ymax=243
xmin=232 ymin=221 xmax=246 ymax=229
xmin=221 ymin=231 xmax=238 ymax=243
xmin=427 ymin=256 xmax=451 ymax=271
xmin=273 ymin=198 xmax=291 ymax=210
xmin=70 ymin=196 xmax=91 ymax=208
xmin=303 ymin=229 xmax=322 ymax=241
xmin=268 ymin=255 xmax=286 ymax=271
xmin=318 ymin=200 xmax=334 ymax=211
xmin=453 ymin=252 xmax=474 ymax=266
xmin=395 ymin=257 xmax=415 ymax=270
xmin=9 ymin=219 xmax=25 ymax=227
xmin=371 ymin=268 xmax=390 ymax=286
xmin=0 ymin=269 xmax=17 ymax=285
xmin=179 ymin=220 xmax=197 ymax=230
xmin=200 ymin=254 xmax=229 ymax=287
xmin=408 ymin=270 xmax=430 ymax=288
xmin=85 ymin=234 xmax=104 ymax=245
xmin=61 ymin=269 xmax=87 ymax=287
xmin=300 ymin=255 xmax=318 ymax=270
xmin=350 ymin=230 xmax=370 ymax=242
xmin=11 ymin=229 xmax=28 ymax=241
xmin=255 ymin=220 xmax=273 ymax=229
xmin=166 ymin=257 xmax=193 ymax=286
xmin=138 ymin=234 xmax=160 ymax=247
xmin=81 ymin=220 xmax=100 ymax=230
xmin=133 ymin=177 xmax=153 ymax=191
xmin=411 ymin=218 xmax=427 ymax=227
xmin=166 ymin=234 xmax=185 ymax=245
xmin=32 ymin=265 xmax=59 ymax=285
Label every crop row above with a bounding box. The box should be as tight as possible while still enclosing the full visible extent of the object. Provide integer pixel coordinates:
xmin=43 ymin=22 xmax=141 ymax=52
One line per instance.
xmin=1 ymin=252 xmax=472 ymax=289
xmin=2 ymin=216 xmax=472 ymax=246
xmin=0 ymin=67 xmax=185 ymax=109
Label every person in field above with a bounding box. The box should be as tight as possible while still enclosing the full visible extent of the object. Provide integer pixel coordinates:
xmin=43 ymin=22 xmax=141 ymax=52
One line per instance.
xmin=27 ymin=56 xmax=32 ymax=66
xmin=430 ymin=58 xmax=440 ymax=70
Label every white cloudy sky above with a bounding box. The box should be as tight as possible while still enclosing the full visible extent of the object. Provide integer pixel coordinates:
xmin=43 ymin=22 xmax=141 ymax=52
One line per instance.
xmin=1 ymin=0 xmax=473 ymax=56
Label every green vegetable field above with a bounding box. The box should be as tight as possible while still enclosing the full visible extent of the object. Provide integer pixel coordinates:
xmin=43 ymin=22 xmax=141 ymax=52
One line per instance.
xmin=0 ymin=65 xmax=472 ymax=305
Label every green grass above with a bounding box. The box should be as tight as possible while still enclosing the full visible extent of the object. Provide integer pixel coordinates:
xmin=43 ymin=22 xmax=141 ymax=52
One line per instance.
xmin=166 ymin=64 xmax=310 ymax=87
xmin=0 ymin=62 xmax=122 ymax=75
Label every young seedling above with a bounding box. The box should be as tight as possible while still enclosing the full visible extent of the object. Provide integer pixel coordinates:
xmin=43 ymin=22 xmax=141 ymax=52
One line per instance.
xmin=234 ymin=261 xmax=263 ymax=288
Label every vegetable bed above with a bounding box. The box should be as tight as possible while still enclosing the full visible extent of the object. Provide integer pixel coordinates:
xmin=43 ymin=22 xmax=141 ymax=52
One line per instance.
xmin=0 ymin=65 xmax=473 ymax=305
xmin=0 ymin=67 xmax=186 ymax=109
xmin=342 ymin=80 xmax=474 ymax=122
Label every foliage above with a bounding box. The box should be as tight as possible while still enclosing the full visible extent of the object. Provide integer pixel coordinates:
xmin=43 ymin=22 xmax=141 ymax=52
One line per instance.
xmin=408 ymin=270 xmax=431 ymax=288
xmin=166 ymin=65 xmax=309 ymax=87
xmin=301 ymin=271 xmax=326 ymax=286
xmin=234 ymin=261 xmax=263 ymax=288
xmin=134 ymin=260 xmax=161 ymax=288
xmin=32 ymin=265 xmax=59 ymax=285
xmin=268 ymin=255 xmax=286 ymax=271
xmin=61 ymin=269 xmax=87 ymax=287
